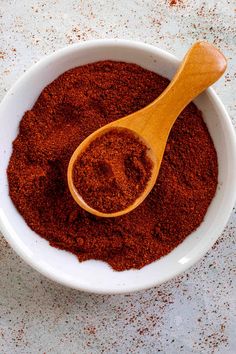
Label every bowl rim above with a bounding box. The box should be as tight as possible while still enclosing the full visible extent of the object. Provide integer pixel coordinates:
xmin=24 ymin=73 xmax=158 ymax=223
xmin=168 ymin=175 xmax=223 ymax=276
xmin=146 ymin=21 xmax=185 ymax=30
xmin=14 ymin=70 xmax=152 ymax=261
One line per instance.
xmin=1 ymin=39 xmax=236 ymax=294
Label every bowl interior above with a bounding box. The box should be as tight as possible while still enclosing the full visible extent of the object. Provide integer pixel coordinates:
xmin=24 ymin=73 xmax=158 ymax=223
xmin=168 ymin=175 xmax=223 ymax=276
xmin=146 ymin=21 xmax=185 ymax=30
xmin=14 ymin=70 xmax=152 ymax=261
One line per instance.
xmin=0 ymin=40 xmax=236 ymax=294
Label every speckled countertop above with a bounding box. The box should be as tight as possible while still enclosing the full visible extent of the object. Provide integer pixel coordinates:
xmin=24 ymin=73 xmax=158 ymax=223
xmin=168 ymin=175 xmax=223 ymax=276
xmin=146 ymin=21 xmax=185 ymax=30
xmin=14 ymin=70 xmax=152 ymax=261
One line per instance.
xmin=0 ymin=1 xmax=235 ymax=353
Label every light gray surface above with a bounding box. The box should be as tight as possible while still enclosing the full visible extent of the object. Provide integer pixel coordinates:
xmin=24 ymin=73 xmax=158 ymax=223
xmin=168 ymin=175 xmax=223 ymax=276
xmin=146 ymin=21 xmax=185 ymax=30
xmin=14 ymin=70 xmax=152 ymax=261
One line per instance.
xmin=0 ymin=1 xmax=235 ymax=353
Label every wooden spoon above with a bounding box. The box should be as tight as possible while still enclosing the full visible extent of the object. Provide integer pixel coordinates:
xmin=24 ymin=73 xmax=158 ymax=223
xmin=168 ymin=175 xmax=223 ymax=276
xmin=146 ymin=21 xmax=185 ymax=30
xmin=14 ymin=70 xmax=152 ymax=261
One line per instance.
xmin=68 ymin=42 xmax=227 ymax=217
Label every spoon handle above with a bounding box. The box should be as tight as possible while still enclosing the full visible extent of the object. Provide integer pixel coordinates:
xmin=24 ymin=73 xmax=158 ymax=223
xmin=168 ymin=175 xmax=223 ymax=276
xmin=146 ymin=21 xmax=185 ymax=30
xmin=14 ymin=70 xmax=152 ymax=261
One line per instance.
xmin=128 ymin=42 xmax=227 ymax=156
xmin=147 ymin=42 xmax=227 ymax=132
xmin=153 ymin=42 xmax=226 ymax=116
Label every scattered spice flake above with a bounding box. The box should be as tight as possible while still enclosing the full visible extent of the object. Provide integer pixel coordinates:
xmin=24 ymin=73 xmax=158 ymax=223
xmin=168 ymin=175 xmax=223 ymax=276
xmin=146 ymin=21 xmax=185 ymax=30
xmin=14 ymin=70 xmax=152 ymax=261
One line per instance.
xmin=0 ymin=51 xmax=6 ymax=59
xmin=169 ymin=0 xmax=182 ymax=6
xmin=84 ymin=326 xmax=96 ymax=335
xmin=138 ymin=327 xmax=149 ymax=335
xmin=72 ymin=25 xmax=82 ymax=40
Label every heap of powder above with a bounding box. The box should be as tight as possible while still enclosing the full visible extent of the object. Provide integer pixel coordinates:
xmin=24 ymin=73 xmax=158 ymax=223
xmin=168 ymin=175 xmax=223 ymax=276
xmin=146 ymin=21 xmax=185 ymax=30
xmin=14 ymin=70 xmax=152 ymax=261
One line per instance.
xmin=7 ymin=61 xmax=218 ymax=271
xmin=72 ymin=128 xmax=153 ymax=213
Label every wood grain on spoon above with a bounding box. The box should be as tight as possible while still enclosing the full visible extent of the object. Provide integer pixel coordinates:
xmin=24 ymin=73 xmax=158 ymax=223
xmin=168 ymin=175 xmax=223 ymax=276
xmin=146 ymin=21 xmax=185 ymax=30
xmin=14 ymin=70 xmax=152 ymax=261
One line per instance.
xmin=67 ymin=41 xmax=227 ymax=217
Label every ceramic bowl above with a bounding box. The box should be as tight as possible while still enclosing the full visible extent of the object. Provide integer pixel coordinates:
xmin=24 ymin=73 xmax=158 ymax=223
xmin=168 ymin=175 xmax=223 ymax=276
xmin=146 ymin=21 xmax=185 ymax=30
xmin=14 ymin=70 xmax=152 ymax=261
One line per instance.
xmin=0 ymin=39 xmax=236 ymax=294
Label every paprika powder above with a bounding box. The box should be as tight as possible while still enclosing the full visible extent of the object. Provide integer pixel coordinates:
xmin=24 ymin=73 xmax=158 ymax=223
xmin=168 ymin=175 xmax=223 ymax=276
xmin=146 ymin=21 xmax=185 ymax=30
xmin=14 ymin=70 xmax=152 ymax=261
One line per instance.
xmin=72 ymin=127 xmax=153 ymax=213
xmin=7 ymin=60 xmax=218 ymax=271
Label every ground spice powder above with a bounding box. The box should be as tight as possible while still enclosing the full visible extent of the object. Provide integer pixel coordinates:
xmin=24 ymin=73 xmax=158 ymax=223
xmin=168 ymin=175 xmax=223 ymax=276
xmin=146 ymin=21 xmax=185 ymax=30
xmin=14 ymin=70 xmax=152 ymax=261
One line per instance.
xmin=7 ymin=61 xmax=218 ymax=271
xmin=72 ymin=127 xmax=153 ymax=213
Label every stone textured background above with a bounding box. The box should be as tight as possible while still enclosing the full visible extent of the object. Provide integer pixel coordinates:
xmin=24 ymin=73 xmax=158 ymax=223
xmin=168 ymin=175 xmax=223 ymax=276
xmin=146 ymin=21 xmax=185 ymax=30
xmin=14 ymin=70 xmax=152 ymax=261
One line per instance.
xmin=0 ymin=1 xmax=235 ymax=353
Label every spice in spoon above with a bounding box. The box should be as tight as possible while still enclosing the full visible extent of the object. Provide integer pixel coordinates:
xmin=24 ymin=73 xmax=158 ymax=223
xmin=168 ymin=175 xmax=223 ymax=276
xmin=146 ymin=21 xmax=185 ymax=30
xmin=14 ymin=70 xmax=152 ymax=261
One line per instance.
xmin=72 ymin=128 xmax=153 ymax=213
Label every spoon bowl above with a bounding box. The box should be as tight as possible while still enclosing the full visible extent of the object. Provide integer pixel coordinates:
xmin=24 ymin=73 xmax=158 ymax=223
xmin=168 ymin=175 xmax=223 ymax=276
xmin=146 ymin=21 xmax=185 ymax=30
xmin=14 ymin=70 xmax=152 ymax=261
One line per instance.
xmin=68 ymin=126 xmax=159 ymax=217
xmin=68 ymin=42 xmax=227 ymax=217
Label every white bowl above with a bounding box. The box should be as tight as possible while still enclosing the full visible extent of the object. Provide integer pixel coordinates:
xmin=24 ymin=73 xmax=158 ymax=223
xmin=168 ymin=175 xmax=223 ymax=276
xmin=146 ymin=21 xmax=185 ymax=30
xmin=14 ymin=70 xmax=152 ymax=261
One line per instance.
xmin=0 ymin=39 xmax=236 ymax=294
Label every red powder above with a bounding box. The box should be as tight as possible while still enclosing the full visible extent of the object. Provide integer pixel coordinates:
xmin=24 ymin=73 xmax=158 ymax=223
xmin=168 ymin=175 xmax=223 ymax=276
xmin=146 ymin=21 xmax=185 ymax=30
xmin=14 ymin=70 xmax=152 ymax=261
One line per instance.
xmin=7 ymin=61 xmax=218 ymax=271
